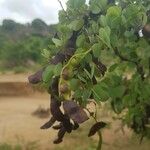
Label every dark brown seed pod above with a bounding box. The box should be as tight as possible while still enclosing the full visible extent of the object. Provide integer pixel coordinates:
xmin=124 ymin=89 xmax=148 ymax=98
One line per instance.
xmin=63 ymin=101 xmax=89 ymax=124
xmin=88 ymin=122 xmax=107 ymax=137
xmin=53 ymin=138 xmax=63 ymax=144
xmin=50 ymin=98 xmax=65 ymax=122
xmin=62 ymin=115 xmax=73 ymax=133
xmin=53 ymin=127 xmax=66 ymax=144
xmin=40 ymin=117 xmax=56 ymax=129
xmin=142 ymin=24 xmax=150 ymax=38
xmin=28 ymin=69 xmax=44 ymax=84
xmin=50 ymin=53 xmax=66 ymax=65
xmin=73 ymin=122 xmax=79 ymax=130
xmin=53 ymin=123 xmax=63 ymax=130
xmin=50 ymin=77 xmax=59 ymax=95
xmin=92 ymin=56 xmax=107 ymax=76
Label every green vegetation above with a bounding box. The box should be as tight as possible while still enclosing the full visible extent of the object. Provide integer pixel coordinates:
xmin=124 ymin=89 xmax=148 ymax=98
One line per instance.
xmin=0 ymin=141 xmax=38 ymax=150
xmin=0 ymin=18 xmax=56 ymax=72
xmin=29 ymin=0 xmax=150 ymax=150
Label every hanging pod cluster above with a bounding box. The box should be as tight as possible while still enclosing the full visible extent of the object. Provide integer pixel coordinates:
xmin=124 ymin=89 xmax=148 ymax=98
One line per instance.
xmin=29 ymin=0 xmax=150 ymax=147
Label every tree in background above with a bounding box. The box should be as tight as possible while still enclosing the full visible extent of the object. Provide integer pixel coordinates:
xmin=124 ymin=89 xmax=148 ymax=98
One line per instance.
xmin=0 ymin=19 xmax=56 ymax=70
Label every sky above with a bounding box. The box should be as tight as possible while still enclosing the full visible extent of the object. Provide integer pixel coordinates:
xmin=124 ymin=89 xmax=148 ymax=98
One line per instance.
xmin=0 ymin=0 xmax=68 ymax=25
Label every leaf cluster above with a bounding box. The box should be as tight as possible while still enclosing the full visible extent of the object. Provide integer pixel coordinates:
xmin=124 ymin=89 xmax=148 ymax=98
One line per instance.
xmin=28 ymin=0 xmax=150 ymax=147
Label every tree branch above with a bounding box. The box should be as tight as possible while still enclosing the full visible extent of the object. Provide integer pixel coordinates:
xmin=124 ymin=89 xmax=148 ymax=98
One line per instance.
xmin=113 ymin=47 xmax=145 ymax=80
xmin=57 ymin=0 xmax=69 ymax=20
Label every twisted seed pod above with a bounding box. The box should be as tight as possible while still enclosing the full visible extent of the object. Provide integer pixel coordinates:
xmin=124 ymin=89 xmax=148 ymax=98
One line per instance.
xmin=40 ymin=117 xmax=56 ymax=129
xmin=50 ymin=97 xmax=64 ymax=122
xmin=62 ymin=115 xmax=73 ymax=133
xmin=53 ymin=127 xmax=66 ymax=144
xmin=52 ymin=123 xmax=62 ymax=130
xmin=88 ymin=122 xmax=107 ymax=137
xmin=63 ymin=101 xmax=89 ymax=124
xmin=28 ymin=69 xmax=44 ymax=84
xmin=73 ymin=122 xmax=79 ymax=130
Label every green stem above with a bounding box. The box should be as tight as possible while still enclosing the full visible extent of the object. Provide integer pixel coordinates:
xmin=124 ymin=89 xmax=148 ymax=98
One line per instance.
xmin=90 ymin=111 xmax=103 ymax=150
xmin=86 ymin=106 xmax=103 ymax=150
xmin=96 ymin=131 xmax=102 ymax=150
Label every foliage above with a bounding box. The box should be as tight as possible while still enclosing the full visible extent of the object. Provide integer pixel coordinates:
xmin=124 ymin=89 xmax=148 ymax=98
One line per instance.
xmin=29 ymin=0 xmax=150 ymax=149
xmin=0 ymin=19 xmax=56 ymax=70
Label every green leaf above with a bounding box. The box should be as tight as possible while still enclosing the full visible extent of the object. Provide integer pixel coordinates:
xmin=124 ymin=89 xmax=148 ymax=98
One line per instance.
xmin=74 ymin=89 xmax=83 ymax=99
xmin=41 ymin=49 xmax=50 ymax=59
xmin=76 ymin=34 xmax=86 ymax=47
xmin=84 ymin=68 xmax=92 ymax=79
xmin=91 ymin=21 xmax=99 ymax=34
xmin=82 ymin=89 xmax=92 ymax=101
xmin=111 ymin=98 xmax=124 ymax=114
xmin=42 ymin=65 xmax=54 ymax=83
xmin=109 ymin=85 xmax=126 ymax=98
xmin=108 ymin=64 xmax=118 ymax=72
xmin=106 ymin=6 xmax=122 ymax=29
xmin=99 ymin=15 xmax=108 ymax=27
xmin=57 ymin=25 xmax=72 ymax=40
xmin=92 ymin=43 xmax=102 ymax=58
xmin=89 ymin=0 xmax=107 ymax=14
xmin=52 ymin=38 xmax=62 ymax=47
xmin=91 ymin=64 xmax=95 ymax=79
xmin=69 ymin=19 xmax=84 ymax=31
xmin=67 ymin=0 xmax=85 ymax=9
xmin=99 ymin=26 xmax=111 ymax=48
xmin=54 ymin=63 xmax=62 ymax=76
xmin=70 ymin=79 xmax=80 ymax=91
xmin=110 ymin=34 xmax=118 ymax=47
xmin=84 ymin=53 xmax=92 ymax=63
xmin=122 ymin=93 xmax=136 ymax=107
xmin=92 ymin=83 xmax=109 ymax=102
xmin=107 ymin=6 xmax=122 ymax=17
xmin=77 ymin=74 xmax=87 ymax=83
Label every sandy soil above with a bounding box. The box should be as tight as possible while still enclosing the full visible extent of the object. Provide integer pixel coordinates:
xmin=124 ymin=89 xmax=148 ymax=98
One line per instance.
xmin=0 ymin=95 xmax=58 ymax=149
xmin=0 ymin=73 xmax=150 ymax=150
xmin=0 ymin=73 xmax=30 ymax=82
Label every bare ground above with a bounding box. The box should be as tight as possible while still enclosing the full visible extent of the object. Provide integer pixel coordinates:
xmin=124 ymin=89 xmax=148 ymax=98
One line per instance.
xmin=0 ymin=73 xmax=150 ymax=150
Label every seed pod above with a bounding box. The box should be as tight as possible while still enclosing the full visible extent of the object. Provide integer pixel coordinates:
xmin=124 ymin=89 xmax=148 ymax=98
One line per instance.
xmin=142 ymin=24 xmax=150 ymax=38
xmin=50 ymin=77 xmax=59 ymax=95
xmin=53 ymin=127 xmax=66 ymax=144
xmin=40 ymin=117 xmax=56 ymax=129
xmin=88 ymin=122 xmax=107 ymax=137
xmin=50 ymin=53 xmax=66 ymax=65
xmin=73 ymin=122 xmax=79 ymax=130
xmin=50 ymin=98 xmax=65 ymax=122
xmin=62 ymin=115 xmax=73 ymax=133
xmin=28 ymin=69 xmax=43 ymax=84
xmin=63 ymin=101 xmax=89 ymax=124
xmin=53 ymin=123 xmax=63 ymax=130
xmin=53 ymin=138 xmax=63 ymax=144
xmin=92 ymin=57 xmax=107 ymax=76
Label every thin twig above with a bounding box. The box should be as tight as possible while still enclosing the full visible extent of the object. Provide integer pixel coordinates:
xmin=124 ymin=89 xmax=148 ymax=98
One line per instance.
xmin=57 ymin=0 xmax=69 ymax=20
xmin=58 ymin=0 xmax=66 ymax=12
xmin=91 ymin=115 xmax=102 ymax=150
xmin=113 ymin=47 xmax=145 ymax=80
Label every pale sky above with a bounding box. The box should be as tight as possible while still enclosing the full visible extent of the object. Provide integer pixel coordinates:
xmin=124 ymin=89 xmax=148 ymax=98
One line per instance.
xmin=0 ymin=0 xmax=68 ymax=24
